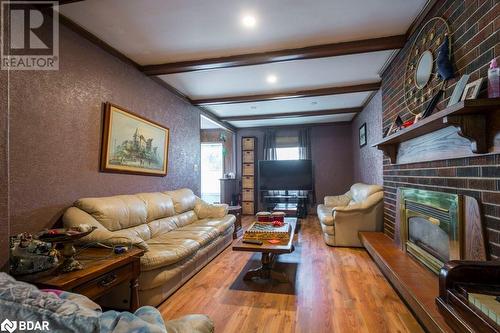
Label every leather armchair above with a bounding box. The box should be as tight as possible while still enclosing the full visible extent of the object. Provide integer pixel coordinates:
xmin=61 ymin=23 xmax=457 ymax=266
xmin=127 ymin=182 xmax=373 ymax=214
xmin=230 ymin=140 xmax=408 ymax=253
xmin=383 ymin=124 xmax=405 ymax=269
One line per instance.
xmin=317 ymin=183 xmax=384 ymax=247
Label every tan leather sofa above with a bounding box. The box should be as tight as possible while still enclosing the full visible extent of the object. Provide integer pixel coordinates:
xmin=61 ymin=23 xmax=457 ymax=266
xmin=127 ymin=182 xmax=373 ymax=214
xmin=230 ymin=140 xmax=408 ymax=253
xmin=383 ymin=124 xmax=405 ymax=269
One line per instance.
xmin=317 ymin=183 xmax=384 ymax=247
xmin=63 ymin=188 xmax=235 ymax=308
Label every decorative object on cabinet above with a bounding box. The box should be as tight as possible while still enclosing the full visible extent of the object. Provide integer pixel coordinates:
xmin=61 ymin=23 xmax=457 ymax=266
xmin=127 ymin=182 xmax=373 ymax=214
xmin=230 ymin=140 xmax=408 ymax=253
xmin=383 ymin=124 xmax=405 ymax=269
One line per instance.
xmin=404 ymin=17 xmax=452 ymax=116
xmin=448 ymin=74 xmax=470 ymax=107
xmin=101 ymin=103 xmax=170 ymax=177
xmin=461 ymin=78 xmax=484 ymax=101
xmin=422 ymin=90 xmax=444 ymax=118
xmin=37 ymin=227 xmax=97 ymax=272
xmin=386 ymin=115 xmax=403 ymax=137
xmin=436 ymin=36 xmax=453 ymax=80
xmin=9 ymin=233 xmax=59 ymax=275
xmin=241 ymin=137 xmax=257 ymax=215
xmin=359 ymin=123 xmax=367 ymax=147
xmin=414 ymin=112 xmax=423 ymax=124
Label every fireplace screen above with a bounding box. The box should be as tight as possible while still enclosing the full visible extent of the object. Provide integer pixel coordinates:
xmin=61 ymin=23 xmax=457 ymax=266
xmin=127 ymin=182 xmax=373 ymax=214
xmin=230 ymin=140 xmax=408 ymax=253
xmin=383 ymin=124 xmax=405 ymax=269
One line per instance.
xmin=408 ymin=215 xmax=449 ymax=263
xmin=400 ymin=188 xmax=461 ymax=274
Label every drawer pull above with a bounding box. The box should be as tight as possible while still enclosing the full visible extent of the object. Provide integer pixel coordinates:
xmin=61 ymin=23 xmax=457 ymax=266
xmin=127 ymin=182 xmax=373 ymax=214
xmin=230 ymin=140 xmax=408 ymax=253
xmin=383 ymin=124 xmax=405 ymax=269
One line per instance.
xmin=99 ymin=274 xmax=117 ymax=287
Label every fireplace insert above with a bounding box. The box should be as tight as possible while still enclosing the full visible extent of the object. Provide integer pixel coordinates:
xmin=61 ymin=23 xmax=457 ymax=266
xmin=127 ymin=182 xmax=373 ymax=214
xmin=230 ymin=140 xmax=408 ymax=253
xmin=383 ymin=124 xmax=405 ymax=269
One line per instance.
xmin=399 ymin=188 xmax=462 ymax=274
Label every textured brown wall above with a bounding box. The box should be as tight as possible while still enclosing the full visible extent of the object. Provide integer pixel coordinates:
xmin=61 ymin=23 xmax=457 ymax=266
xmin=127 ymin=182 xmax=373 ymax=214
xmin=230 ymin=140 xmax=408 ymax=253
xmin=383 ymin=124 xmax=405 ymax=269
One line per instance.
xmin=351 ymin=90 xmax=383 ymax=185
xmin=200 ymin=129 xmax=235 ymax=174
xmin=236 ymin=124 xmax=354 ymax=211
xmin=381 ymin=0 xmax=500 ymax=258
xmin=0 ymin=68 xmax=8 ymax=270
xmin=8 ymin=24 xmax=201 ymax=235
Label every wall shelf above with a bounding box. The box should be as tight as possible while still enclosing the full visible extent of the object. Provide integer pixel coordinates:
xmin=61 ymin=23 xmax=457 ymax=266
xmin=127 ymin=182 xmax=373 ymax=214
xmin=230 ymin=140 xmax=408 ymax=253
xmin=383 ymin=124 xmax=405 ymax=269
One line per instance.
xmin=373 ymin=98 xmax=500 ymax=163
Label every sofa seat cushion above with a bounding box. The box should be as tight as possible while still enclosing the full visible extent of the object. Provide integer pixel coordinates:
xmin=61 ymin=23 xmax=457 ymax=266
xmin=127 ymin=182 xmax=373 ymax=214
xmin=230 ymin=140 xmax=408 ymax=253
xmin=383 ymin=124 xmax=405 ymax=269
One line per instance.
xmin=192 ymin=215 xmax=235 ymax=234
xmin=142 ymin=238 xmax=200 ymax=271
xmin=160 ymin=227 xmax=220 ymax=247
xmin=317 ymin=204 xmax=334 ymax=226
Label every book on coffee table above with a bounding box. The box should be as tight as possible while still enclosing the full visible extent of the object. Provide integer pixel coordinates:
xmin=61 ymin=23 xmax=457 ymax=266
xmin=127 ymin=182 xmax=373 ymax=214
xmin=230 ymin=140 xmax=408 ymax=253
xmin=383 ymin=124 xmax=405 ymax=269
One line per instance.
xmin=243 ymin=222 xmax=291 ymax=241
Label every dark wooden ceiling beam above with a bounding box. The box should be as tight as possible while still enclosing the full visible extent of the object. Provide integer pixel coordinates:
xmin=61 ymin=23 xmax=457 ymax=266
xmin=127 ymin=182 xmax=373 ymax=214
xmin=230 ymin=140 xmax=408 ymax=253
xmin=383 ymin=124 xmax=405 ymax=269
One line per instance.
xmin=140 ymin=35 xmax=406 ymax=76
xmin=220 ymin=107 xmax=362 ymax=122
xmin=193 ymin=82 xmax=381 ymax=106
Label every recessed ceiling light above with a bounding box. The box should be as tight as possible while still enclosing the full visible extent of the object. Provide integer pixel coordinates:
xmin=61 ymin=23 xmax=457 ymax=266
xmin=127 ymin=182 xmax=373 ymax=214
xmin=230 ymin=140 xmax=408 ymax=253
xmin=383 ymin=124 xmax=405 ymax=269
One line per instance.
xmin=266 ymin=74 xmax=277 ymax=84
xmin=241 ymin=15 xmax=257 ymax=28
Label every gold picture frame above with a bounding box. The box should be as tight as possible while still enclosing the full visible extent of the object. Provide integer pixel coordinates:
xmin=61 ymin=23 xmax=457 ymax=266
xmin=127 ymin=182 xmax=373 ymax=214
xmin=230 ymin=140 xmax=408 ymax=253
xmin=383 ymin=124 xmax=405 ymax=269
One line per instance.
xmin=100 ymin=102 xmax=170 ymax=176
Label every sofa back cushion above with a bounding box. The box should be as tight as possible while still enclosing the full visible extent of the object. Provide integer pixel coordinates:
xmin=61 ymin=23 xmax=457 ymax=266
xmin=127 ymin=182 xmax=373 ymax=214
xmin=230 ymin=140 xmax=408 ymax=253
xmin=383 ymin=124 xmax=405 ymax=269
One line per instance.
xmin=75 ymin=195 xmax=147 ymax=231
xmin=164 ymin=188 xmax=197 ymax=214
xmin=350 ymin=183 xmax=383 ymax=203
xmin=136 ymin=192 xmax=175 ymax=222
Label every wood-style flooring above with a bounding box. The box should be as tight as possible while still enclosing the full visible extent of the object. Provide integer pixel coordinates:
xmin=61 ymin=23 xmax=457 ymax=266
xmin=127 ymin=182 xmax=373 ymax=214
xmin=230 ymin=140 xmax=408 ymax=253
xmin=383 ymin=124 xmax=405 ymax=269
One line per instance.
xmin=158 ymin=216 xmax=423 ymax=333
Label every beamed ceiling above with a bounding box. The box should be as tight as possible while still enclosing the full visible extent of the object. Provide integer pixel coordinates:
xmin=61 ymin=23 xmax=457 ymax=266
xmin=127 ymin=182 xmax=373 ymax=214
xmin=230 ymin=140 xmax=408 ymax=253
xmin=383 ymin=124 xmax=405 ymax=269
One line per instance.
xmin=59 ymin=0 xmax=430 ymax=129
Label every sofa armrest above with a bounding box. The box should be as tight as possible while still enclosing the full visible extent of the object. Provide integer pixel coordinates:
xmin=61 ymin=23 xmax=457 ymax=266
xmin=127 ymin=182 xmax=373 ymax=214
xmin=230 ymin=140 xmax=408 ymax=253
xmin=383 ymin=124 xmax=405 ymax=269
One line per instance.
xmin=332 ymin=191 xmax=383 ymax=213
xmin=194 ymin=199 xmax=228 ymax=219
xmin=324 ymin=191 xmax=351 ymax=207
xmin=63 ymin=207 xmax=149 ymax=250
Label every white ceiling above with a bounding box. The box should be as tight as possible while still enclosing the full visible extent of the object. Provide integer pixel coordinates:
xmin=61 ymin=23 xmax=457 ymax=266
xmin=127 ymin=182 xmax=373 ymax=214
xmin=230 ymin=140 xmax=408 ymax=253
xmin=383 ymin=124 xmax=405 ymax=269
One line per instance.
xmin=200 ymin=115 xmax=224 ymax=129
xmin=229 ymin=113 xmax=357 ymax=128
xmin=60 ymin=0 xmax=428 ymax=128
xmin=206 ymin=92 xmax=371 ymax=118
xmin=60 ymin=0 xmax=425 ymax=64
xmin=158 ymin=51 xmax=394 ymax=99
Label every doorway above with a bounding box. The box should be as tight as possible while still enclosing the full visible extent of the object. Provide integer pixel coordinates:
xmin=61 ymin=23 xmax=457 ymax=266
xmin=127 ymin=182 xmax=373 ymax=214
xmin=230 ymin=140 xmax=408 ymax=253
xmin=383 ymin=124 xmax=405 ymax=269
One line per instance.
xmin=201 ymin=143 xmax=223 ymax=203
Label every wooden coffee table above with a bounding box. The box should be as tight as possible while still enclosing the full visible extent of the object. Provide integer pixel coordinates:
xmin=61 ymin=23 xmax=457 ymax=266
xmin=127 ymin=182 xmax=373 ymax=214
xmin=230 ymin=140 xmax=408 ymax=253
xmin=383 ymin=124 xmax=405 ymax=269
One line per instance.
xmin=232 ymin=217 xmax=296 ymax=283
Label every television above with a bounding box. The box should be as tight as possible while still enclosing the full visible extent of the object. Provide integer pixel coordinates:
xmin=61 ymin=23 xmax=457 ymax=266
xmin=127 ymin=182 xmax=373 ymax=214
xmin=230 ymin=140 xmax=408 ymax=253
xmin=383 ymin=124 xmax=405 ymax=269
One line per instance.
xmin=258 ymin=160 xmax=313 ymax=191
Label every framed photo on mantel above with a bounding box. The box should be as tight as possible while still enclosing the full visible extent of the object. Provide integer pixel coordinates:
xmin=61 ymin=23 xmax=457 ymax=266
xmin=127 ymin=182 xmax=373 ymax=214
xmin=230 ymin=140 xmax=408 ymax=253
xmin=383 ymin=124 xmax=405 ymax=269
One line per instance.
xmin=100 ymin=102 xmax=170 ymax=176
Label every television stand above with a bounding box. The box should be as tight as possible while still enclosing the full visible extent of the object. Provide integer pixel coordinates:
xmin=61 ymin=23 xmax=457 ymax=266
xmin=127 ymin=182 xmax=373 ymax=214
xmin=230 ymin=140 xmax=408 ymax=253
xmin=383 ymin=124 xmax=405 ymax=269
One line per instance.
xmin=261 ymin=190 xmax=310 ymax=218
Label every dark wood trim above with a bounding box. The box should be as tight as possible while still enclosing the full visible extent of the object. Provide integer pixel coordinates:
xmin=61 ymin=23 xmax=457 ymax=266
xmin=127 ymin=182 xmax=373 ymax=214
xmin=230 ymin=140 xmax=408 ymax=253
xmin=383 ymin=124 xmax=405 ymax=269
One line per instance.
xmin=194 ymin=82 xmax=381 ymax=106
xmin=140 ymin=35 xmax=406 ymax=76
xmin=59 ymin=14 xmax=141 ymax=69
xmin=233 ymin=121 xmax=352 ymax=130
xmin=220 ymin=107 xmax=361 ymax=121
xmin=200 ymin=109 xmax=236 ymax=132
xmin=351 ymin=90 xmax=379 ymax=122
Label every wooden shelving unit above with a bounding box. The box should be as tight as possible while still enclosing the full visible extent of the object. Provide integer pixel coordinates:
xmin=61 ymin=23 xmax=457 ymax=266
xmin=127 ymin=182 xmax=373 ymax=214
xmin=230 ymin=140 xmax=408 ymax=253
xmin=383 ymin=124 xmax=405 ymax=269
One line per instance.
xmin=373 ymin=98 xmax=500 ymax=163
xmin=241 ymin=137 xmax=257 ymax=215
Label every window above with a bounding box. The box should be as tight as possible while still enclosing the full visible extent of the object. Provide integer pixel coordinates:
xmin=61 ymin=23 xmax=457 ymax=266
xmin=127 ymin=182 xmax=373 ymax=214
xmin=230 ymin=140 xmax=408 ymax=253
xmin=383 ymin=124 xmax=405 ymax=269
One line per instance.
xmin=276 ymin=147 xmax=300 ymax=160
xmin=200 ymin=143 xmax=223 ymax=203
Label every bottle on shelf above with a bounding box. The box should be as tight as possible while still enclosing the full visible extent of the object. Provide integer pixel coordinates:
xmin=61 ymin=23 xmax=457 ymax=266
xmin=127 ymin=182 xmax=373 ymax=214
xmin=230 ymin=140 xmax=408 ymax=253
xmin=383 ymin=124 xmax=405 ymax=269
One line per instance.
xmin=487 ymin=58 xmax=499 ymax=98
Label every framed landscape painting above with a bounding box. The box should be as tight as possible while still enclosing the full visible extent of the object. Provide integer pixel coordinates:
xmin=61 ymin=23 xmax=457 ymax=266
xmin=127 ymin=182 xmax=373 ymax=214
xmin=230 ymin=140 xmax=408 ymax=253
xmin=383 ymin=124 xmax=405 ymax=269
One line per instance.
xmin=101 ymin=103 xmax=169 ymax=176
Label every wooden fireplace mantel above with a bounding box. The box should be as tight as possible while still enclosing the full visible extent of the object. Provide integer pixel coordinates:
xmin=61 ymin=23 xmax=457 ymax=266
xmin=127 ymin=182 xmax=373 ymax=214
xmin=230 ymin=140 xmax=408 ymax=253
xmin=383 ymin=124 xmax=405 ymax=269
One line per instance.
xmin=373 ymin=98 xmax=500 ymax=163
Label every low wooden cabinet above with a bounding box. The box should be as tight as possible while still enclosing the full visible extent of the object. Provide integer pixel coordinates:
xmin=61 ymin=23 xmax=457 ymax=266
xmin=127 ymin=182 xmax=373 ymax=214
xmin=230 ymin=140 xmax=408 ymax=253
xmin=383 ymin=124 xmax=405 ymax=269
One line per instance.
xmin=19 ymin=247 xmax=145 ymax=311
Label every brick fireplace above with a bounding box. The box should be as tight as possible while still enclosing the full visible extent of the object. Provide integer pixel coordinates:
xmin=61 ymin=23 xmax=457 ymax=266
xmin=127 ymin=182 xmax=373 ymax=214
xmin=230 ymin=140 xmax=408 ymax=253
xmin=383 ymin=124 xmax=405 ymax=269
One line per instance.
xmin=380 ymin=0 xmax=499 ymax=259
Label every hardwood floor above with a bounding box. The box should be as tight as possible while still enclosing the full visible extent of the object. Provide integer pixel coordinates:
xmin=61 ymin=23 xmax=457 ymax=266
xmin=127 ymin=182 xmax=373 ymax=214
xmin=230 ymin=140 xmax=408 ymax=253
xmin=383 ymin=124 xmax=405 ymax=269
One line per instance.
xmin=158 ymin=216 xmax=423 ymax=333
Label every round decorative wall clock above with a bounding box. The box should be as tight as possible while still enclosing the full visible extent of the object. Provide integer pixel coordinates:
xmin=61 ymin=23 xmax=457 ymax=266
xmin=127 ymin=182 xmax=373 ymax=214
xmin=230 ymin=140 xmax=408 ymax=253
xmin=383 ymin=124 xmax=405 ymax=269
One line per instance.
xmin=404 ymin=17 xmax=452 ymax=115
